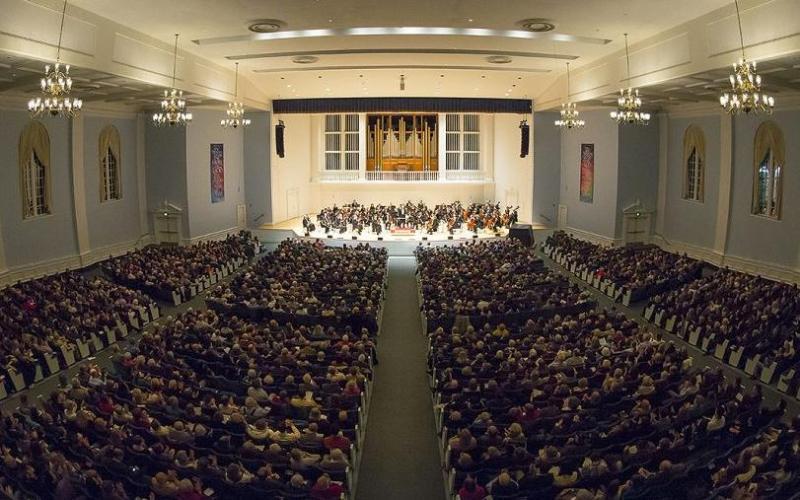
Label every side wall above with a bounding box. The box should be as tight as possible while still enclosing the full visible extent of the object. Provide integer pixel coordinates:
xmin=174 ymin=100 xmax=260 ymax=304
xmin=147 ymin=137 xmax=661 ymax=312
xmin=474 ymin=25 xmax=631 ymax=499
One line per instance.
xmin=617 ymin=122 xmax=660 ymax=237
xmin=244 ymin=111 xmax=272 ymax=228
xmin=184 ymin=109 xmax=245 ymax=240
xmin=559 ymin=109 xmax=620 ymax=242
xmin=493 ymin=113 xmax=534 ymax=223
xmin=662 ymin=115 xmax=721 ymax=248
xmin=83 ymin=115 xmax=143 ymax=251
xmin=533 ymin=112 xmax=561 ymax=227
xmin=0 ymin=106 xmax=149 ymax=285
xmin=660 ymin=108 xmax=800 ymax=282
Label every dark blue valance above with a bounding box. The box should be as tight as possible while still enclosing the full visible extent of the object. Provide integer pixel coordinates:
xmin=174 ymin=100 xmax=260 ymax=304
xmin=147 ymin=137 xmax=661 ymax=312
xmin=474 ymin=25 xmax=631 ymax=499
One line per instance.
xmin=272 ymin=97 xmax=532 ymax=114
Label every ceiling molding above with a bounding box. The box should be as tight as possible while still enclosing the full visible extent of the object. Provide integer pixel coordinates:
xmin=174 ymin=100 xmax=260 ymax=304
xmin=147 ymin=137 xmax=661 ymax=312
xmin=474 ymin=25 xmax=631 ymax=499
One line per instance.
xmin=193 ymin=27 xmax=611 ymax=46
xmin=226 ymin=48 xmax=579 ymax=61
xmin=252 ymin=65 xmax=551 ymax=74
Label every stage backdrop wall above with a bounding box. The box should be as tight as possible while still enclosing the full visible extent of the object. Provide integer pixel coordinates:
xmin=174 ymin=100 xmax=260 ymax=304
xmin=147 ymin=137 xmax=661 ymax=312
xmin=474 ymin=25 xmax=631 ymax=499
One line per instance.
xmin=267 ymin=112 xmax=532 ymax=224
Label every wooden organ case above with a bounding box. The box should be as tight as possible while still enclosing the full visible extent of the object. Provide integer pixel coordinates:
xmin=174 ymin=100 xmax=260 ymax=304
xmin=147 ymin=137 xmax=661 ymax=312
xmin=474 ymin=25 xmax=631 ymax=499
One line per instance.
xmin=367 ymin=114 xmax=438 ymax=172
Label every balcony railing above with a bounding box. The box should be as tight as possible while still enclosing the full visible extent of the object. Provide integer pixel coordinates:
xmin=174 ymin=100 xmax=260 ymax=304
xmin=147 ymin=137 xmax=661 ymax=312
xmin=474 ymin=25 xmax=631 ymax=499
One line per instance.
xmin=365 ymin=171 xmax=439 ymax=182
xmin=443 ymin=170 xmax=486 ymax=181
xmin=319 ymin=170 xmax=361 ymax=182
xmin=318 ymin=169 xmax=488 ymax=182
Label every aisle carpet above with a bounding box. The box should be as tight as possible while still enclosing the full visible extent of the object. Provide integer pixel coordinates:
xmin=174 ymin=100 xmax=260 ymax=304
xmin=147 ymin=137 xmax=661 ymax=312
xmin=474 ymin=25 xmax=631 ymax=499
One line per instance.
xmin=357 ymin=257 xmax=444 ymax=500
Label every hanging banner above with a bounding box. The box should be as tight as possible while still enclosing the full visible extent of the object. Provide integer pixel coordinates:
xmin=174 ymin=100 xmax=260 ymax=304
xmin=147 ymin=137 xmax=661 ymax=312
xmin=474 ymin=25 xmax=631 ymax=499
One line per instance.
xmin=210 ymin=143 xmax=224 ymax=203
xmin=580 ymin=143 xmax=594 ymax=203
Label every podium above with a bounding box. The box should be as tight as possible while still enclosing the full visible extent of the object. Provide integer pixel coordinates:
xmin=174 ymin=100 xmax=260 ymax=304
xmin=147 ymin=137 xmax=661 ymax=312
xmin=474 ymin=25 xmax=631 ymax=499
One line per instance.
xmin=508 ymin=224 xmax=534 ymax=247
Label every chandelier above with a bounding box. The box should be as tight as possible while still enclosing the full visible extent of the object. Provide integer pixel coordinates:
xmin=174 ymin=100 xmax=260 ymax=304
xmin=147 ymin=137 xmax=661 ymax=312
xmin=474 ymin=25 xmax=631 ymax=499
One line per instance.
xmin=152 ymin=34 xmax=192 ymax=127
xmin=28 ymin=0 xmax=82 ymax=118
xmin=719 ymin=0 xmax=774 ymax=114
xmin=610 ymin=34 xmax=651 ymax=126
xmin=555 ymin=62 xmax=584 ymax=129
xmin=221 ymin=63 xmax=251 ymax=128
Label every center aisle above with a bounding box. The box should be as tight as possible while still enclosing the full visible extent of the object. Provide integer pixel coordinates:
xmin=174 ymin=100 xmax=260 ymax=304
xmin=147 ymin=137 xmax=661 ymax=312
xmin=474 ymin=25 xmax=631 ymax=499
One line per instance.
xmin=357 ymin=256 xmax=445 ymax=500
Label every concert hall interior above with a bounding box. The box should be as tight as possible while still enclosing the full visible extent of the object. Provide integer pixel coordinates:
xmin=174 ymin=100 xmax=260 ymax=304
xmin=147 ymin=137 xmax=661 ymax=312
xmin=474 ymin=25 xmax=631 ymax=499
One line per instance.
xmin=2 ymin=1 xmax=800 ymax=499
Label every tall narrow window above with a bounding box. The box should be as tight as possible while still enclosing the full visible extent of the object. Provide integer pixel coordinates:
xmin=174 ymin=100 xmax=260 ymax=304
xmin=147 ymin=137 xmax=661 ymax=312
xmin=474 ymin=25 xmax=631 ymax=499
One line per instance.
xmin=682 ymin=125 xmax=705 ymax=202
xmin=18 ymin=121 xmax=51 ymax=219
xmin=445 ymin=114 xmax=480 ymax=170
xmin=99 ymin=125 xmax=122 ymax=202
xmin=752 ymin=121 xmax=784 ymax=219
xmin=324 ymin=114 xmax=359 ymax=170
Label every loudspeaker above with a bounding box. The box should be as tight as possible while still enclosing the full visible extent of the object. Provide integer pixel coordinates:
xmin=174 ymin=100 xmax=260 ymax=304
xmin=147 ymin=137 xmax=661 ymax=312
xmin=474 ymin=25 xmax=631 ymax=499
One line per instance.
xmin=275 ymin=120 xmax=285 ymax=158
xmin=519 ymin=120 xmax=530 ymax=158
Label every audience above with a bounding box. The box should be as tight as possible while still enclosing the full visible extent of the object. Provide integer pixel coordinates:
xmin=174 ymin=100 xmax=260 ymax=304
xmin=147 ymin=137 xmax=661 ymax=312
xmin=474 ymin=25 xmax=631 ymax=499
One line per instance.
xmin=103 ymin=231 xmax=260 ymax=302
xmin=207 ymin=239 xmax=387 ymax=332
xmin=417 ymin=239 xmax=594 ymax=327
xmin=429 ymin=307 xmax=791 ymax=499
xmin=545 ymin=231 xmax=702 ymax=302
xmin=648 ymin=268 xmax=800 ymax=379
xmin=0 ymin=271 xmax=154 ymax=386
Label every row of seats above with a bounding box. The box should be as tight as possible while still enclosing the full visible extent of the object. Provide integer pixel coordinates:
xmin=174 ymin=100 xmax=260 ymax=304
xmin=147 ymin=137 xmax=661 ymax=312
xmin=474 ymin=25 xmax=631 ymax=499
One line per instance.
xmin=207 ymin=240 xmax=387 ymax=332
xmin=415 ymin=239 xmax=595 ymax=331
xmin=0 ymin=238 xmax=388 ymax=500
xmin=0 ymin=271 xmax=158 ymax=397
xmin=644 ymin=268 xmax=800 ymax=393
xmin=543 ymin=232 xmax=702 ymax=305
xmin=417 ymin=239 xmax=798 ymax=499
xmin=102 ymin=231 xmax=260 ymax=305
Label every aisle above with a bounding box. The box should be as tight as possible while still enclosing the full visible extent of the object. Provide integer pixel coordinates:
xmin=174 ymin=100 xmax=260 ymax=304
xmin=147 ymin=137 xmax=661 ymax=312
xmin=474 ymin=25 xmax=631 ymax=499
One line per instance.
xmin=357 ymin=257 xmax=444 ymax=500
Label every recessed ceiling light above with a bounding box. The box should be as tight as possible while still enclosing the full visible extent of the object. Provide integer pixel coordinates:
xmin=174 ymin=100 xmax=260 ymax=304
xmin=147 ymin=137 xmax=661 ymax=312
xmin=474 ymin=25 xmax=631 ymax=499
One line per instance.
xmin=247 ymin=19 xmax=285 ymax=33
xmin=292 ymin=55 xmax=319 ymax=64
xmin=516 ymin=18 xmax=556 ymax=33
xmin=486 ymin=55 xmax=512 ymax=64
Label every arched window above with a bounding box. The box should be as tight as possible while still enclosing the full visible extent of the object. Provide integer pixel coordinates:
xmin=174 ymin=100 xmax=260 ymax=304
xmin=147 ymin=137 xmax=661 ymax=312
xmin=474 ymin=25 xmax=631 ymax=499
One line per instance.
xmin=752 ymin=121 xmax=784 ymax=219
xmin=682 ymin=125 xmax=705 ymax=202
xmin=18 ymin=121 xmax=51 ymax=219
xmin=99 ymin=125 xmax=122 ymax=202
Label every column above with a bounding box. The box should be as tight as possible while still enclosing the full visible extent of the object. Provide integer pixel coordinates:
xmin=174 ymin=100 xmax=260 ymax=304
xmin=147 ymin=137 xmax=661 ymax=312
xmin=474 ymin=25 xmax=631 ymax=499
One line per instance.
xmin=137 ymin=113 xmax=149 ymax=241
xmin=70 ymin=114 xmax=91 ymax=265
xmin=713 ymin=112 xmax=733 ymax=265
xmin=358 ymin=113 xmax=367 ymax=180
xmin=655 ymin=113 xmax=669 ymax=237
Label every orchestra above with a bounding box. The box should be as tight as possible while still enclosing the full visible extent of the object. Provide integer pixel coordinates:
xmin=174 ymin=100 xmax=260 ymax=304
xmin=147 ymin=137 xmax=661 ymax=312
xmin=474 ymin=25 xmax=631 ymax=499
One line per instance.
xmin=306 ymin=201 xmax=518 ymax=237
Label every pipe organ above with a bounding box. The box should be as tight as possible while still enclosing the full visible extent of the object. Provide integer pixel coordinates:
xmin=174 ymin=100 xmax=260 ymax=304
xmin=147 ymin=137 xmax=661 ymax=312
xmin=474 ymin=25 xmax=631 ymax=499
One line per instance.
xmin=367 ymin=114 xmax=438 ymax=172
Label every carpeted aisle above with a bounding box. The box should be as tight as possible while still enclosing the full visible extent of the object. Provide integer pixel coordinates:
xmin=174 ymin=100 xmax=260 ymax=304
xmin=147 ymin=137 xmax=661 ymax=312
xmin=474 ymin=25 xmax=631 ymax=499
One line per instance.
xmin=357 ymin=256 xmax=444 ymax=500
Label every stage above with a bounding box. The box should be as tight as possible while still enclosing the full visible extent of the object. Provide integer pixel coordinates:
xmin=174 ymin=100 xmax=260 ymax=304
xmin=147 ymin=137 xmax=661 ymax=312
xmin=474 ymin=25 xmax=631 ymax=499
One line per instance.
xmin=258 ymin=216 xmax=549 ymax=255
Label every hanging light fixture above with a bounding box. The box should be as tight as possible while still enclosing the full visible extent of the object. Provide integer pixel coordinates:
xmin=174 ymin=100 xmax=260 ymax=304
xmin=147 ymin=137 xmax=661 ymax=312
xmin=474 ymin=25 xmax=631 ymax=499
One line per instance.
xmin=555 ymin=62 xmax=585 ymax=130
xmin=152 ymin=34 xmax=192 ymax=127
xmin=719 ymin=0 xmax=774 ymax=114
xmin=28 ymin=0 xmax=83 ymax=118
xmin=610 ymin=33 xmax=650 ymax=126
xmin=221 ymin=63 xmax=251 ymax=128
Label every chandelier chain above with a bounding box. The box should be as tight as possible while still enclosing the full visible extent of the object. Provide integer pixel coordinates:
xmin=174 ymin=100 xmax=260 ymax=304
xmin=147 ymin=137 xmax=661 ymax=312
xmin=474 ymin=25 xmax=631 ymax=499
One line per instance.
xmin=171 ymin=34 xmax=179 ymax=88
xmin=624 ymin=33 xmax=631 ymax=82
xmin=734 ymin=0 xmax=746 ymax=59
xmin=234 ymin=62 xmax=239 ymax=98
xmin=566 ymin=62 xmax=570 ymax=98
xmin=56 ymin=0 xmax=68 ymax=62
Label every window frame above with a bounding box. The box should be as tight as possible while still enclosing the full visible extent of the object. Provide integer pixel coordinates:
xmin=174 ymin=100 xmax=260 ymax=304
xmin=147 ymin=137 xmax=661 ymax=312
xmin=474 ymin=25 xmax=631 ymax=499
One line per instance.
xmin=324 ymin=114 xmax=359 ymax=171
xmin=681 ymin=125 xmax=705 ymax=203
xmin=751 ymin=121 xmax=784 ymax=220
xmin=445 ymin=113 xmax=481 ymax=171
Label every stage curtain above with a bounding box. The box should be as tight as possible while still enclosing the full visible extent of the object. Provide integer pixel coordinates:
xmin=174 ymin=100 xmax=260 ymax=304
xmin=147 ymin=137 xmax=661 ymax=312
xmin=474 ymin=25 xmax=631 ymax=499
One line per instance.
xmin=18 ymin=120 xmax=51 ymax=216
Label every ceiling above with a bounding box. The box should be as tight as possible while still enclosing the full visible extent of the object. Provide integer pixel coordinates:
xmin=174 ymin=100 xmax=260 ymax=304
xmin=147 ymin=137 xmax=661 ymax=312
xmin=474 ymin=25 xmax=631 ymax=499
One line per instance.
xmin=62 ymin=0 xmax=733 ymax=100
xmin=582 ymin=53 xmax=800 ymax=110
xmin=0 ymin=53 xmax=214 ymax=108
